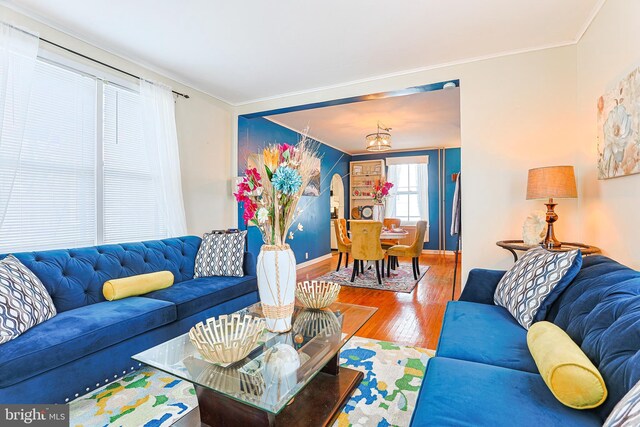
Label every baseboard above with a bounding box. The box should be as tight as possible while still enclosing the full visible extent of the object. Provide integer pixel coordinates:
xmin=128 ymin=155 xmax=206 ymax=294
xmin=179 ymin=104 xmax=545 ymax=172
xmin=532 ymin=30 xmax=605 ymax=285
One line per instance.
xmin=296 ymin=253 xmax=333 ymax=270
xmin=421 ymin=250 xmax=458 ymax=256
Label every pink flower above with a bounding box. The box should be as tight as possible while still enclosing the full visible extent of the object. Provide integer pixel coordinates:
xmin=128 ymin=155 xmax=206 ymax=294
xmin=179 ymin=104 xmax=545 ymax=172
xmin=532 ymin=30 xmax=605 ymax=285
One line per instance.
xmin=234 ymin=181 xmax=251 ymax=203
xmin=243 ymin=201 xmax=257 ymax=224
xmin=246 ymin=168 xmax=262 ymax=186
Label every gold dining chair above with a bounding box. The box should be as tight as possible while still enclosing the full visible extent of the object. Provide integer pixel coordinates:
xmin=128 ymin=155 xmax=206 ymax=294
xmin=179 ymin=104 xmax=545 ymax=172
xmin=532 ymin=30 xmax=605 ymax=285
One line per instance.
xmin=386 ymin=220 xmax=428 ymax=280
xmin=350 ymin=220 xmax=385 ymax=284
xmin=381 ymin=218 xmax=402 ymax=250
xmin=333 ymin=218 xmax=351 ymax=271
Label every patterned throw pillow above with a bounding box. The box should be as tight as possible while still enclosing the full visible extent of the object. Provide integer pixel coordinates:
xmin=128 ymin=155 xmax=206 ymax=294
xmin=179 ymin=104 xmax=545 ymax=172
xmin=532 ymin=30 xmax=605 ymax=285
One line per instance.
xmin=494 ymin=247 xmax=581 ymax=329
xmin=604 ymin=379 xmax=640 ymax=427
xmin=194 ymin=231 xmax=247 ymax=278
xmin=0 ymin=255 xmax=57 ymax=344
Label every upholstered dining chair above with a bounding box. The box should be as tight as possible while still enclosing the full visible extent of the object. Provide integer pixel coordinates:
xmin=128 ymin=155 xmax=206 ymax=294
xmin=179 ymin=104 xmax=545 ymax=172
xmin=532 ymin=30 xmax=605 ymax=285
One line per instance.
xmin=386 ymin=220 xmax=428 ymax=280
xmin=381 ymin=217 xmax=402 ymax=250
xmin=350 ymin=220 xmax=385 ymax=284
xmin=333 ymin=218 xmax=351 ymax=271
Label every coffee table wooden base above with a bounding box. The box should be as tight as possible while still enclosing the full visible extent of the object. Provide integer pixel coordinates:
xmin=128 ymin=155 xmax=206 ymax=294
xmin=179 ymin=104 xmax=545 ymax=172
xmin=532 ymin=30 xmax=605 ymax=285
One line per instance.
xmin=196 ymin=366 xmax=363 ymax=427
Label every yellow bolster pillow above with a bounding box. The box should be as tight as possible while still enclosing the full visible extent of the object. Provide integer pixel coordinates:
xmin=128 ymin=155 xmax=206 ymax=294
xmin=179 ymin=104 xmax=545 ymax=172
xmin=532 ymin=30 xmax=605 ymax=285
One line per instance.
xmin=527 ymin=321 xmax=607 ymax=409
xmin=103 ymin=271 xmax=174 ymax=301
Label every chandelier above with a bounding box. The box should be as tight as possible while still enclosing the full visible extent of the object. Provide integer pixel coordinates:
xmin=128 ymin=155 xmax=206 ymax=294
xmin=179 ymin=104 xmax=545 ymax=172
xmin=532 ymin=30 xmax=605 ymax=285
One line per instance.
xmin=365 ymin=122 xmax=392 ymax=152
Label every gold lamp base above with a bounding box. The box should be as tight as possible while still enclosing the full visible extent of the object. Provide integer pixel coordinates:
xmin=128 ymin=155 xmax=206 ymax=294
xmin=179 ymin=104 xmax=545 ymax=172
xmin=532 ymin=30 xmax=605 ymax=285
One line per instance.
xmin=543 ymin=198 xmax=561 ymax=248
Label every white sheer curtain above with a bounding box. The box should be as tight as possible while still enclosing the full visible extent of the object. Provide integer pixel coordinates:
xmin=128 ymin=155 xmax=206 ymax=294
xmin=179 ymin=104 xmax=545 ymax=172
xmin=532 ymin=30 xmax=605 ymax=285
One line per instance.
xmin=0 ymin=23 xmax=38 ymax=230
xmin=140 ymin=79 xmax=187 ymax=237
xmin=416 ymin=163 xmax=429 ymax=223
xmin=385 ymin=164 xmax=399 ymax=217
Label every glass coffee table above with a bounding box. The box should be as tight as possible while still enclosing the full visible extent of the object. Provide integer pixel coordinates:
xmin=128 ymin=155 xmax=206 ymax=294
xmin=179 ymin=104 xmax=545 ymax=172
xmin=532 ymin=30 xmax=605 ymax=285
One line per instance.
xmin=133 ymin=301 xmax=377 ymax=426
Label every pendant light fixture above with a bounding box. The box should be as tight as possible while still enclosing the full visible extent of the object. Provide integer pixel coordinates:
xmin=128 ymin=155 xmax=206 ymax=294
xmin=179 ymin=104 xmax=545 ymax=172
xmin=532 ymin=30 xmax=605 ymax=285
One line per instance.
xmin=365 ymin=121 xmax=392 ymax=152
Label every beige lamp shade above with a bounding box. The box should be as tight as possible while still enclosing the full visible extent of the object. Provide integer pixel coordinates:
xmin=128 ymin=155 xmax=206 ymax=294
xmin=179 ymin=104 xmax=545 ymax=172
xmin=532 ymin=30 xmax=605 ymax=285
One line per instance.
xmin=526 ymin=166 xmax=577 ymax=200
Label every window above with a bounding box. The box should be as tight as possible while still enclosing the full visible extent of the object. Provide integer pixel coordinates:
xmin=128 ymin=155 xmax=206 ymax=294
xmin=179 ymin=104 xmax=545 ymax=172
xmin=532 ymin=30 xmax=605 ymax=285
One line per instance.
xmin=393 ymin=164 xmax=422 ymax=223
xmin=103 ymin=85 xmax=165 ymax=243
xmin=0 ymin=60 xmax=96 ymax=252
xmin=0 ymin=58 xmax=166 ymax=253
xmin=386 ymin=156 xmax=429 ymax=226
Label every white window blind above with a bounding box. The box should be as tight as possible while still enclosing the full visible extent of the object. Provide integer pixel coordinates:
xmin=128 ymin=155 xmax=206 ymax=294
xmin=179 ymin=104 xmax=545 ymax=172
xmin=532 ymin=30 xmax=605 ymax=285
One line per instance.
xmin=394 ymin=164 xmax=422 ymax=223
xmin=102 ymin=84 xmax=165 ymax=243
xmin=0 ymin=59 xmax=96 ymax=253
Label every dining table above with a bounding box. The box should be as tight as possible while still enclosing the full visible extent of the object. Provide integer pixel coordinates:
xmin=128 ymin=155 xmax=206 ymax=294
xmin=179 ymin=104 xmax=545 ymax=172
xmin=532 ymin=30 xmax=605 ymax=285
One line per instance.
xmin=347 ymin=224 xmax=409 ymax=277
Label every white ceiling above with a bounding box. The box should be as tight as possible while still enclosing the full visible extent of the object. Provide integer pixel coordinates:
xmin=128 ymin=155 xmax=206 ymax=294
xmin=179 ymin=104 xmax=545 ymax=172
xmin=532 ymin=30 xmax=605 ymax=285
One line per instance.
xmin=267 ymin=87 xmax=461 ymax=154
xmin=5 ymin=0 xmax=603 ymax=105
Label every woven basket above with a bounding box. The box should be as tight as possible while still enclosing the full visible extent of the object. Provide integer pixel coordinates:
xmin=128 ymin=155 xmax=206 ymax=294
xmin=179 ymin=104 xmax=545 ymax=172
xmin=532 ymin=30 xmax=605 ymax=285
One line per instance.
xmin=295 ymin=280 xmax=341 ymax=309
xmin=189 ymin=314 xmax=265 ymax=364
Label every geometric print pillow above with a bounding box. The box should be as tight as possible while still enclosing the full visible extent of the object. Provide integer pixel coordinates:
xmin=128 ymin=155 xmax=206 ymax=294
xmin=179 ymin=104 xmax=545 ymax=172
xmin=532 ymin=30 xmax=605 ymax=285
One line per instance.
xmin=604 ymin=379 xmax=640 ymax=427
xmin=0 ymin=255 xmax=57 ymax=344
xmin=194 ymin=231 xmax=247 ymax=278
xmin=494 ymin=247 xmax=581 ymax=329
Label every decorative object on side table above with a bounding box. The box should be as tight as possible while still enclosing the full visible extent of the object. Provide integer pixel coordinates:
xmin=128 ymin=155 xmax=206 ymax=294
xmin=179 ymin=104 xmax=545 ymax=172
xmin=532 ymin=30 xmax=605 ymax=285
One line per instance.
xmin=295 ymin=280 xmax=341 ymax=309
xmin=371 ymin=178 xmax=394 ymax=222
xmin=522 ymin=211 xmax=547 ymax=246
xmin=188 ymin=314 xmax=265 ymax=364
xmin=597 ymin=66 xmax=640 ymax=179
xmin=526 ymin=165 xmax=577 ymax=248
xmin=234 ymin=137 xmax=320 ymax=332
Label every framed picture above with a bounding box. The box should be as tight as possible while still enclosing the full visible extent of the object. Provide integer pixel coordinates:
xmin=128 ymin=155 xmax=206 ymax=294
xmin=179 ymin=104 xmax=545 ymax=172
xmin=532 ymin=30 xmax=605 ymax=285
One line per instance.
xmin=302 ymin=156 xmax=321 ymax=196
xmin=597 ymin=66 xmax=640 ymax=179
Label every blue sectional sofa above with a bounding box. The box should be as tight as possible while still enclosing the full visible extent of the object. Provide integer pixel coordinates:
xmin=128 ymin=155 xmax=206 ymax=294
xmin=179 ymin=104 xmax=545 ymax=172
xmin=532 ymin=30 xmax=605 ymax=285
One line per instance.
xmin=411 ymin=255 xmax=640 ymax=426
xmin=0 ymin=236 xmax=258 ymax=404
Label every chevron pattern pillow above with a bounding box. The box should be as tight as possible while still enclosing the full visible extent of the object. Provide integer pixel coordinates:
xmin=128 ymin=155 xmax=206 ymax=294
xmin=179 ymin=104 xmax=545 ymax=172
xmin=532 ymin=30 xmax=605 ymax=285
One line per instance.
xmin=604 ymin=379 xmax=640 ymax=427
xmin=494 ymin=247 xmax=581 ymax=329
xmin=194 ymin=231 xmax=247 ymax=278
xmin=0 ymin=255 xmax=57 ymax=344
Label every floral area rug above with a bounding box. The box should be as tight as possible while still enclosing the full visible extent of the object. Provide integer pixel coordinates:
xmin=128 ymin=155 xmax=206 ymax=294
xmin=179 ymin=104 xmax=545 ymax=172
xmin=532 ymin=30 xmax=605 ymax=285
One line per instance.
xmin=70 ymin=336 xmax=433 ymax=427
xmin=316 ymin=263 xmax=429 ymax=293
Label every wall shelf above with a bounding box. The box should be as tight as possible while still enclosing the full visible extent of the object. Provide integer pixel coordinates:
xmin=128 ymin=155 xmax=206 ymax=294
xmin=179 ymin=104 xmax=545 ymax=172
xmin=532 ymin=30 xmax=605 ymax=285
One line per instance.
xmin=350 ymin=159 xmax=385 ymax=219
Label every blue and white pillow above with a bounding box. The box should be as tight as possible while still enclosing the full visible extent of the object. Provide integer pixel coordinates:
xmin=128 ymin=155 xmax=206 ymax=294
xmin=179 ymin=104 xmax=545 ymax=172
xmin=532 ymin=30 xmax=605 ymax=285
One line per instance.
xmin=494 ymin=247 xmax=581 ymax=329
xmin=604 ymin=379 xmax=640 ymax=427
xmin=0 ymin=255 xmax=57 ymax=344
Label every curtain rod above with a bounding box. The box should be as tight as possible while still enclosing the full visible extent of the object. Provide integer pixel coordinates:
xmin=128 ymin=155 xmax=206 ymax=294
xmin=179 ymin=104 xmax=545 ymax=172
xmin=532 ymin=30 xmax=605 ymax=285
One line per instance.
xmin=40 ymin=37 xmax=190 ymax=99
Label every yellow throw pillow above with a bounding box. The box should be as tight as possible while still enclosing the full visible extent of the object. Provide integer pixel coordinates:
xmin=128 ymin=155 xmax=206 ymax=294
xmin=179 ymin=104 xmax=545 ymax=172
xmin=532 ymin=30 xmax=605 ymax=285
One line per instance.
xmin=103 ymin=271 xmax=174 ymax=301
xmin=527 ymin=321 xmax=607 ymax=409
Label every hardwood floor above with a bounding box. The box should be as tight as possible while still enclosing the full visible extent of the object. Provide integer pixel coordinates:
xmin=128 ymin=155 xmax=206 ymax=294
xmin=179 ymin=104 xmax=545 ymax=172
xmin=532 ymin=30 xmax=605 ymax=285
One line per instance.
xmin=296 ymin=252 xmax=462 ymax=350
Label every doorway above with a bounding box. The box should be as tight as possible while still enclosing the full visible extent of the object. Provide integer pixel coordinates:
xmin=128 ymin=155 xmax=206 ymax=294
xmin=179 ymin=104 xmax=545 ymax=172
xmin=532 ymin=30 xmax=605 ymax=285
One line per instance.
xmin=330 ymin=173 xmax=345 ymax=250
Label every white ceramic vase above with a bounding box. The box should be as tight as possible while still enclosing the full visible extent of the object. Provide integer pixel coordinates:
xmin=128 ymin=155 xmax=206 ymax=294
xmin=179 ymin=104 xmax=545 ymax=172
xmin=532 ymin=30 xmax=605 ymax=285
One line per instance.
xmin=372 ymin=203 xmax=385 ymax=222
xmin=257 ymin=244 xmax=296 ymax=333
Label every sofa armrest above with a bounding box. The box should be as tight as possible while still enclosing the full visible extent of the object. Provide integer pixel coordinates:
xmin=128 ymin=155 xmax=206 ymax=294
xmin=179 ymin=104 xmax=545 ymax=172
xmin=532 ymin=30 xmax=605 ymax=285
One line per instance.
xmin=458 ymin=268 xmax=506 ymax=305
xmin=243 ymin=252 xmax=257 ymax=276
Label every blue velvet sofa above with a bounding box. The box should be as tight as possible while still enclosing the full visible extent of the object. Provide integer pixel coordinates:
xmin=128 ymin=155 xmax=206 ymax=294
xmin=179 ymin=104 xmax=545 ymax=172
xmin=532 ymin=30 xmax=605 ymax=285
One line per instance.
xmin=0 ymin=236 xmax=258 ymax=404
xmin=411 ymin=255 xmax=640 ymax=426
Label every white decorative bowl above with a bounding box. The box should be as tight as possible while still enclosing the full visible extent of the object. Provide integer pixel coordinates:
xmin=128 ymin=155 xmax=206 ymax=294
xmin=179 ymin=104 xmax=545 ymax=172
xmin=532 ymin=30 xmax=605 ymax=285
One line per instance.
xmin=189 ymin=314 xmax=265 ymax=364
xmin=295 ymin=280 xmax=341 ymax=309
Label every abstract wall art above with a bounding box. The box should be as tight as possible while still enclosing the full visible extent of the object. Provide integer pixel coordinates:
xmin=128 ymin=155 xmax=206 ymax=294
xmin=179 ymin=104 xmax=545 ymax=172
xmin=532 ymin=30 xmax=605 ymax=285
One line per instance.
xmin=597 ymin=67 xmax=640 ymax=179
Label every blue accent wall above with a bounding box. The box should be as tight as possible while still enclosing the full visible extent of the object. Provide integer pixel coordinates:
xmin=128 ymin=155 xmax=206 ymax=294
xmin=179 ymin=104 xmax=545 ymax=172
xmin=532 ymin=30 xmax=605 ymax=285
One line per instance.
xmin=352 ymin=150 xmax=441 ymax=250
xmin=237 ymin=116 xmax=351 ymax=263
xmin=443 ymin=148 xmax=461 ymax=251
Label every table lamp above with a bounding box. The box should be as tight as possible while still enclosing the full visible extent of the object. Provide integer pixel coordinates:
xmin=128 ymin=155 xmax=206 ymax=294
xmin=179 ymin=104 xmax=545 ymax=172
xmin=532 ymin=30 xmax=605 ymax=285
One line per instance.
xmin=526 ymin=165 xmax=577 ymax=248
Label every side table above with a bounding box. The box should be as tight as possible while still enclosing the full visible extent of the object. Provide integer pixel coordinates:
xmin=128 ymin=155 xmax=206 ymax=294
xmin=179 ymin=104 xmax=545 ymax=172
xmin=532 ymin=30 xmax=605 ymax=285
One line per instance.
xmin=496 ymin=240 xmax=601 ymax=262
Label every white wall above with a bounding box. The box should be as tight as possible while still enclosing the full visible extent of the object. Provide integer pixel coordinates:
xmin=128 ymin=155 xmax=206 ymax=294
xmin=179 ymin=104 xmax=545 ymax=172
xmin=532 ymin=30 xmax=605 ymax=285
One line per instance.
xmin=576 ymin=0 xmax=640 ymax=270
xmin=236 ymin=45 xmax=580 ymax=281
xmin=0 ymin=5 xmax=236 ymax=237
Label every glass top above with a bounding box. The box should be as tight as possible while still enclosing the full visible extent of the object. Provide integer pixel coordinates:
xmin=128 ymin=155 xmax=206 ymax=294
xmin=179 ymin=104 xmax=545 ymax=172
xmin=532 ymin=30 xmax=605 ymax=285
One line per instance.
xmin=132 ymin=301 xmax=377 ymax=415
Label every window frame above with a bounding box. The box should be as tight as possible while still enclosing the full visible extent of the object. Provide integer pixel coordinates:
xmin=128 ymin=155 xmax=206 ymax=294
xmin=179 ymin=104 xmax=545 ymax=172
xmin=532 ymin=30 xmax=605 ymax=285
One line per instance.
xmin=393 ymin=163 xmax=422 ymax=225
xmin=0 ymin=49 xmax=164 ymax=253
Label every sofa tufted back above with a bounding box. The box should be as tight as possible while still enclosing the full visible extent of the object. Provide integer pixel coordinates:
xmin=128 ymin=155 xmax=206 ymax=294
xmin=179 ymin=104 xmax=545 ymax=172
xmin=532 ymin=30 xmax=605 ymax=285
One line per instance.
xmin=1 ymin=236 xmax=201 ymax=313
xmin=547 ymin=255 xmax=640 ymax=420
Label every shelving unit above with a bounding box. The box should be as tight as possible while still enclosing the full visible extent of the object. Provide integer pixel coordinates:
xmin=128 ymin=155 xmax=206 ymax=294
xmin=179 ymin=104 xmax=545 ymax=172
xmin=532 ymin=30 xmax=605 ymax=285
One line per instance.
xmin=349 ymin=159 xmax=385 ymax=219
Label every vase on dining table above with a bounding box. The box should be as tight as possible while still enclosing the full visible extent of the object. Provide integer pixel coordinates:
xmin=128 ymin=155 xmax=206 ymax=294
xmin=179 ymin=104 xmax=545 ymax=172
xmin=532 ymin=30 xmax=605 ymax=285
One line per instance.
xmin=372 ymin=202 xmax=385 ymax=222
